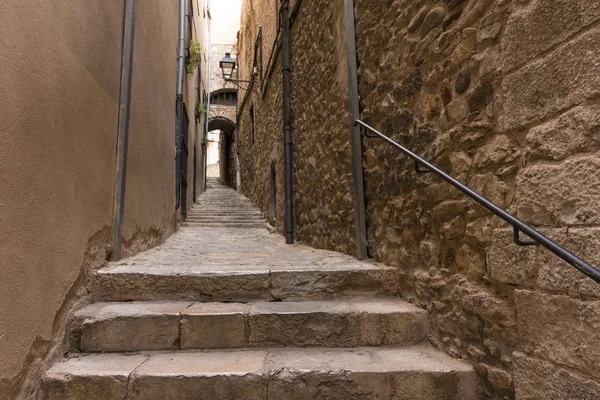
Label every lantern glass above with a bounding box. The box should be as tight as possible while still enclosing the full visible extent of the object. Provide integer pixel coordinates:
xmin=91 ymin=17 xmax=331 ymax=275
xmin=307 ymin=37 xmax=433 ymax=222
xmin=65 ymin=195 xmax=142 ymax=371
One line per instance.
xmin=220 ymin=52 xmax=236 ymax=80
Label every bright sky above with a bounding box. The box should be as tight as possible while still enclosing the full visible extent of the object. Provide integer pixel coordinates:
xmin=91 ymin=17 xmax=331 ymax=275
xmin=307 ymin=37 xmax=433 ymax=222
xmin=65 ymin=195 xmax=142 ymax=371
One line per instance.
xmin=211 ymin=0 xmax=242 ymax=45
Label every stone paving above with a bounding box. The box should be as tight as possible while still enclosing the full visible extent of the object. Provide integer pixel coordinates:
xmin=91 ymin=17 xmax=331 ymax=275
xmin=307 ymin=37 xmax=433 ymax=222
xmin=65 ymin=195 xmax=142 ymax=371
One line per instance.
xmin=42 ymin=178 xmax=477 ymax=399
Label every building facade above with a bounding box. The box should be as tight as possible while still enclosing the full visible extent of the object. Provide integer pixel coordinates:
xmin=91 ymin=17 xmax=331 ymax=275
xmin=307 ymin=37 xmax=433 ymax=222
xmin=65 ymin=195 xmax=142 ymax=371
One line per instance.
xmin=233 ymin=0 xmax=600 ymax=398
xmin=0 ymin=1 xmax=210 ymax=398
xmin=206 ymin=0 xmax=242 ymax=187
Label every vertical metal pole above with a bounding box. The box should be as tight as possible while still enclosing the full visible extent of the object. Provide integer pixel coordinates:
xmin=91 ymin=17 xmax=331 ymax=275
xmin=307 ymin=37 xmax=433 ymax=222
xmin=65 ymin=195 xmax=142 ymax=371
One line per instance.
xmin=344 ymin=0 xmax=368 ymax=259
xmin=111 ymin=0 xmax=137 ymax=261
xmin=175 ymin=0 xmax=186 ymax=209
xmin=204 ymin=0 xmax=212 ymax=191
xmin=281 ymin=0 xmax=294 ymax=244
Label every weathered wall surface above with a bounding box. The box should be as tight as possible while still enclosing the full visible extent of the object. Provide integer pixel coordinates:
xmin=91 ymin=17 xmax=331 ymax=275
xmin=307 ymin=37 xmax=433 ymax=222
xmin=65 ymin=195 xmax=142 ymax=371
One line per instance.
xmin=354 ymin=0 xmax=600 ymax=398
xmin=123 ymin=1 xmax=178 ymax=255
xmin=0 ymin=1 xmax=207 ymax=397
xmin=237 ymin=0 xmax=356 ymax=252
xmin=236 ymin=0 xmax=600 ymax=398
xmin=209 ymin=44 xmax=237 ymax=126
xmin=237 ymin=0 xmax=285 ymax=227
xmin=0 ymin=1 xmax=124 ymax=397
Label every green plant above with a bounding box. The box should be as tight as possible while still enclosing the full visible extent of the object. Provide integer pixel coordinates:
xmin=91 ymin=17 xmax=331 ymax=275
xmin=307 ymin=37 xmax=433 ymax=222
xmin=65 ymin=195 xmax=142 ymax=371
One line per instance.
xmin=186 ymin=38 xmax=201 ymax=74
xmin=195 ymin=103 xmax=207 ymax=122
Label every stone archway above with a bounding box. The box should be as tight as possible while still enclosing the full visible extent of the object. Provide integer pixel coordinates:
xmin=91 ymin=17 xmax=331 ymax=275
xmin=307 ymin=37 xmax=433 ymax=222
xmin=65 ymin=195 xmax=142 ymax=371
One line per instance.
xmin=207 ymin=116 xmax=236 ymax=186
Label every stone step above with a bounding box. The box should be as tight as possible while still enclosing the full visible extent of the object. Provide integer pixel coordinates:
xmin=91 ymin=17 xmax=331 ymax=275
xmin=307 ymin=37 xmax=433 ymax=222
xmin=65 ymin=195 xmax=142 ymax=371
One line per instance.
xmin=188 ymin=207 xmax=261 ymax=213
xmin=92 ymin=263 xmax=399 ymax=302
xmin=185 ymin=214 xmax=264 ymax=220
xmin=182 ymin=222 xmax=266 ymax=228
xmin=186 ymin=213 xmax=264 ymax=218
xmin=69 ymin=298 xmax=427 ymax=352
xmin=187 ymin=211 xmax=263 ymax=215
xmin=184 ymin=219 xmax=265 ymax=224
xmin=43 ymin=347 xmax=477 ymax=400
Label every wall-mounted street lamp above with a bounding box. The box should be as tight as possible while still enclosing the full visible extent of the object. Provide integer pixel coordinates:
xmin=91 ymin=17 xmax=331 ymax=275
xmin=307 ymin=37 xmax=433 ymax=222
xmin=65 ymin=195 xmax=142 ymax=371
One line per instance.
xmin=219 ymin=52 xmax=236 ymax=80
xmin=219 ymin=52 xmax=254 ymax=89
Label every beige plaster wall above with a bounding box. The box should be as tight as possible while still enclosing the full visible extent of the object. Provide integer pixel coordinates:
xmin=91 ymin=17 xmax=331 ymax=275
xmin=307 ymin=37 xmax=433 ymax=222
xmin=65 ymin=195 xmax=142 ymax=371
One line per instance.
xmin=0 ymin=1 xmax=124 ymax=397
xmin=123 ymin=1 xmax=178 ymax=255
xmin=0 ymin=1 xmax=208 ymax=397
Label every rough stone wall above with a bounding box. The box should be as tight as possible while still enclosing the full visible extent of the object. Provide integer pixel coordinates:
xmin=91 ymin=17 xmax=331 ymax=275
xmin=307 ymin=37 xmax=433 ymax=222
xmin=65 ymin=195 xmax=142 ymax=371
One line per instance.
xmin=237 ymin=0 xmax=286 ymax=231
xmin=209 ymin=44 xmax=238 ymax=125
xmin=290 ymin=0 xmax=356 ymax=254
xmin=355 ymin=0 xmax=600 ymax=398
xmin=237 ymin=0 xmax=355 ymax=252
xmin=237 ymin=0 xmax=600 ymax=398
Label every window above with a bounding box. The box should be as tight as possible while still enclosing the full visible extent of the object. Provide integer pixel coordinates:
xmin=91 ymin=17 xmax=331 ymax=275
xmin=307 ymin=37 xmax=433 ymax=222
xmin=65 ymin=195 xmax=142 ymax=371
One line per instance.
xmin=210 ymin=90 xmax=238 ymax=106
xmin=249 ymin=105 xmax=255 ymax=147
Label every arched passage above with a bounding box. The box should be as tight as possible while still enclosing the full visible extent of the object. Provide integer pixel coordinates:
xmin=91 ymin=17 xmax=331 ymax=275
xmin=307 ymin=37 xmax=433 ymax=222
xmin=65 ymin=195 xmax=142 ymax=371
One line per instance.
xmin=207 ymin=116 xmax=236 ymax=187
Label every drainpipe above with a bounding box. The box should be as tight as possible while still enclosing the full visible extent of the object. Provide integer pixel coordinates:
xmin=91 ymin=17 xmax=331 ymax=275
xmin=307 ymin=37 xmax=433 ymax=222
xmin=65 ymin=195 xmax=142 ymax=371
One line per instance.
xmin=204 ymin=0 xmax=212 ymax=191
xmin=344 ymin=0 xmax=368 ymax=259
xmin=175 ymin=0 xmax=186 ymax=210
xmin=111 ymin=0 xmax=137 ymax=261
xmin=281 ymin=0 xmax=294 ymax=244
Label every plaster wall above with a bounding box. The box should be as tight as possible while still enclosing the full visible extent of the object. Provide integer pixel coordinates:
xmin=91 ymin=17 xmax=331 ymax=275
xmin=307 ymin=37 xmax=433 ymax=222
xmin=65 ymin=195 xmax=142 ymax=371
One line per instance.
xmin=0 ymin=1 xmax=124 ymax=397
xmin=0 ymin=1 xmax=208 ymax=397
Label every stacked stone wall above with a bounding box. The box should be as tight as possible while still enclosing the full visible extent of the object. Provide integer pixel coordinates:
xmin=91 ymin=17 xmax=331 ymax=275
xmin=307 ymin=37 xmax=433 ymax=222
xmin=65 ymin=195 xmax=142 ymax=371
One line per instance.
xmin=355 ymin=0 xmax=600 ymax=398
xmin=237 ymin=0 xmax=600 ymax=397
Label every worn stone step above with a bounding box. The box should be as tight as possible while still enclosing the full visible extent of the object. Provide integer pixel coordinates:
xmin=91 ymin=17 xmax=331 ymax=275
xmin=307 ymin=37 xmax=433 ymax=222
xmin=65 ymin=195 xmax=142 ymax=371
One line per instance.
xmin=69 ymin=298 xmax=427 ymax=352
xmin=187 ymin=213 xmax=263 ymax=218
xmin=43 ymin=347 xmax=477 ymax=400
xmin=92 ymin=263 xmax=399 ymax=302
xmin=188 ymin=208 xmax=261 ymax=214
xmin=184 ymin=219 xmax=265 ymax=225
xmin=182 ymin=222 xmax=266 ymax=228
xmin=185 ymin=215 xmax=264 ymax=220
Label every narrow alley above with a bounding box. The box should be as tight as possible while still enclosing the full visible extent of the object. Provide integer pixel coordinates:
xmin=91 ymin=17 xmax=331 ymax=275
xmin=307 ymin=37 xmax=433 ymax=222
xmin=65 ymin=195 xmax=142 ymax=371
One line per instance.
xmin=3 ymin=0 xmax=600 ymax=398
xmin=42 ymin=179 xmax=475 ymax=399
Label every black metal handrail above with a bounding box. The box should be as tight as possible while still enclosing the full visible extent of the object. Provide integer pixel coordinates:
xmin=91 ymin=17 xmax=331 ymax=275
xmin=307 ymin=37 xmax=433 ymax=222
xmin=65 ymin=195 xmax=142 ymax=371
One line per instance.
xmin=355 ymin=119 xmax=600 ymax=284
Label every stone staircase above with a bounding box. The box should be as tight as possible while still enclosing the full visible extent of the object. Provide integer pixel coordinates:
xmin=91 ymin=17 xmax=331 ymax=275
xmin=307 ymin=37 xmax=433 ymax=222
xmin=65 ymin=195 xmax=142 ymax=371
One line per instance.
xmin=183 ymin=178 xmax=266 ymax=228
xmin=42 ymin=179 xmax=477 ymax=399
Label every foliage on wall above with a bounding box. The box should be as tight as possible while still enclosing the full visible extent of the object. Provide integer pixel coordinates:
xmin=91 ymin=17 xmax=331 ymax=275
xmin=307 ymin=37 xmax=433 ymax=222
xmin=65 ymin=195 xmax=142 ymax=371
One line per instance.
xmin=187 ymin=38 xmax=202 ymax=74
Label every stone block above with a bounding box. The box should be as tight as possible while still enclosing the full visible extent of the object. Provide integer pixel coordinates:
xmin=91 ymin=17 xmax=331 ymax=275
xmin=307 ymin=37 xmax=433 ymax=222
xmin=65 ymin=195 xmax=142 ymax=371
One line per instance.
xmin=503 ymin=26 xmax=600 ymax=130
xmin=73 ymin=301 xmax=189 ymax=352
xmin=502 ymin=0 xmax=600 ymax=71
xmin=42 ymin=354 xmax=147 ymax=400
xmin=526 ymin=104 xmax=600 ymax=161
xmin=354 ymin=300 xmax=427 ymax=346
xmin=390 ymin=370 xmax=477 ymax=400
xmin=248 ymin=303 xmax=358 ymax=347
xmin=488 ymin=228 xmax=539 ymax=285
xmin=474 ymin=363 xmax=512 ymax=391
xmin=536 ymin=228 xmax=600 ymax=297
xmin=267 ymin=370 xmax=393 ymax=400
xmin=515 ymin=156 xmax=600 ymax=225
xmin=472 ymin=136 xmax=520 ymax=169
xmin=81 ymin=315 xmax=180 ymax=352
xmin=515 ymin=290 xmax=600 ymax=377
xmin=513 ymin=352 xmax=600 ymax=400
xmin=129 ymin=352 xmax=267 ymax=400
xmin=180 ymin=303 xmax=249 ymax=349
